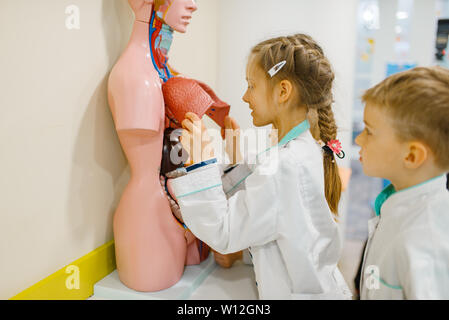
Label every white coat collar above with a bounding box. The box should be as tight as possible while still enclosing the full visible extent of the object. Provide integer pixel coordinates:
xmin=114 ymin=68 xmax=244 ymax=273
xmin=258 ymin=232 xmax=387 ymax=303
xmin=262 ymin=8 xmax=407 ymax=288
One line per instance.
xmin=255 ymin=119 xmax=310 ymax=162
xmin=376 ymin=174 xmax=447 ymax=218
xmin=278 ymin=119 xmax=310 ymax=147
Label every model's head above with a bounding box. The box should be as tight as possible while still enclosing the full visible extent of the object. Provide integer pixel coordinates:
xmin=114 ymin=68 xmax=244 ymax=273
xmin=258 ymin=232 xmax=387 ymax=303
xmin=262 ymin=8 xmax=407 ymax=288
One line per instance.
xmin=128 ymin=0 xmax=197 ymax=32
xmin=128 ymin=0 xmax=154 ymax=22
xmin=154 ymin=0 xmax=198 ymax=33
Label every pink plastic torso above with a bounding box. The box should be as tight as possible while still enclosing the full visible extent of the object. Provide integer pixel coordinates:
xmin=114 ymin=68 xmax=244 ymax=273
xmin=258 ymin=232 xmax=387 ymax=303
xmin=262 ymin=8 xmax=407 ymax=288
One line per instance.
xmin=107 ymin=19 xmax=202 ymax=292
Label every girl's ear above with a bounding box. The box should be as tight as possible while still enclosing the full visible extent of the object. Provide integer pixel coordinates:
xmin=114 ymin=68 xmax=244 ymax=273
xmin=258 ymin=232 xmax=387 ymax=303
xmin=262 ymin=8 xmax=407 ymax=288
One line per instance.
xmin=278 ymin=80 xmax=293 ymax=104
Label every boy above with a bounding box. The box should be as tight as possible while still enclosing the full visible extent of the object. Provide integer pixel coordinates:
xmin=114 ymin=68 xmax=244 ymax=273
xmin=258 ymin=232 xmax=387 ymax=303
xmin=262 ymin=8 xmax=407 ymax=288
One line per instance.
xmin=356 ymin=66 xmax=449 ymax=299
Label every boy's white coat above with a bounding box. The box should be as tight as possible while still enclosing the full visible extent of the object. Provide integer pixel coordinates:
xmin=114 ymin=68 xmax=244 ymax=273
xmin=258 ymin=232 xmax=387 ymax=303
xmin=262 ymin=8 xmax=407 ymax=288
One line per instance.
xmin=360 ymin=175 xmax=449 ymax=299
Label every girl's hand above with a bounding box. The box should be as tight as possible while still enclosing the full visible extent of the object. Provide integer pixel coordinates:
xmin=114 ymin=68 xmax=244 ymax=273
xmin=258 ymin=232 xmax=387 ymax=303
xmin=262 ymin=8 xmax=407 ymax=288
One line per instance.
xmin=159 ymin=175 xmax=183 ymax=223
xmin=181 ymin=112 xmax=215 ymax=165
xmin=221 ymin=116 xmax=243 ymax=165
xmin=212 ymin=250 xmax=243 ymax=268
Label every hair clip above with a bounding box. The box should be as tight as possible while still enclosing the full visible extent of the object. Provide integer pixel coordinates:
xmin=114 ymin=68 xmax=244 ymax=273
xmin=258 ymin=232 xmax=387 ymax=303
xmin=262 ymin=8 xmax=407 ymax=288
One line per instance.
xmin=268 ymin=60 xmax=287 ymax=78
xmin=318 ymin=139 xmax=345 ymax=160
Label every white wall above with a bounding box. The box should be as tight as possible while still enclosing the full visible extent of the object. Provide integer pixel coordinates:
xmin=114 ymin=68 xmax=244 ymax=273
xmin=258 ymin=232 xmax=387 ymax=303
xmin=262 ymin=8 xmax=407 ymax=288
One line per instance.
xmin=409 ymin=0 xmax=437 ymax=67
xmin=371 ymin=0 xmax=399 ymax=87
xmin=0 ymin=0 xmax=218 ymax=299
xmin=370 ymin=0 xmax=439 ymax=86
xmin=170 ymin=0 xmax=218 ymax=89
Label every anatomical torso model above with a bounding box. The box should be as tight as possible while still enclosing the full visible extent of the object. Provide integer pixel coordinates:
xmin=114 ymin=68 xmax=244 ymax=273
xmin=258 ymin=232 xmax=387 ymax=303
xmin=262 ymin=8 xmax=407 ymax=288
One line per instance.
xmin=107 ymin=0 xmax=210 ymax=292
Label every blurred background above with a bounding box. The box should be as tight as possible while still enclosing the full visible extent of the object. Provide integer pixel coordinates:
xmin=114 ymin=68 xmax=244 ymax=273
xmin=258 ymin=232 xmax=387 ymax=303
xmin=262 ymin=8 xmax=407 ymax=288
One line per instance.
xmin=1 ymin=0 xmax=448 ymax=299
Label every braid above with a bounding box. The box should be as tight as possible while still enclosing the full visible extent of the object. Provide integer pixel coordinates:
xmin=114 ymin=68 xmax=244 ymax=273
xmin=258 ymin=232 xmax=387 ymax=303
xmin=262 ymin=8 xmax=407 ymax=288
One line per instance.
xmin=316 ymin=99 xmax=338 ymax=143
xmin=317 ymin=105 xmax=342 ymax=214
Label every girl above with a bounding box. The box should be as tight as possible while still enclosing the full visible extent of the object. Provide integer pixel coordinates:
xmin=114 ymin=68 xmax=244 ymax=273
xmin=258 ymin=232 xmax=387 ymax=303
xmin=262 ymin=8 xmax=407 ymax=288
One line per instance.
xmin=165 ymin=34 xmax=351 ymax=299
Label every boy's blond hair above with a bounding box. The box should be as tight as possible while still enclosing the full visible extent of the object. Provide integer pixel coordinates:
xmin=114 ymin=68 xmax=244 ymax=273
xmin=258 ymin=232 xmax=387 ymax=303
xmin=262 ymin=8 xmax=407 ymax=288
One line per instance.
xmin=362 ymin=66 xmax=449 ymax=170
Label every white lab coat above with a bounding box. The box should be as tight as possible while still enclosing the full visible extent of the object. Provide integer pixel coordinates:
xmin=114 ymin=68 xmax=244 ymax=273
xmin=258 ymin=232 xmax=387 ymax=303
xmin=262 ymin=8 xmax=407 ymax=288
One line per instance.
xmin=360 ymin=175 xmax=449 ymax=299
xmin=171 ymin=128 xmax=351 ymax=300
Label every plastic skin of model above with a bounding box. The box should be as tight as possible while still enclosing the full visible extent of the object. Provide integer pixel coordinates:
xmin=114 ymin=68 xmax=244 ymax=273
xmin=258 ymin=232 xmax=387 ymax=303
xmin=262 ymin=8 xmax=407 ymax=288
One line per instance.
xmin=107 ymin=0 xmax=219 ymax=292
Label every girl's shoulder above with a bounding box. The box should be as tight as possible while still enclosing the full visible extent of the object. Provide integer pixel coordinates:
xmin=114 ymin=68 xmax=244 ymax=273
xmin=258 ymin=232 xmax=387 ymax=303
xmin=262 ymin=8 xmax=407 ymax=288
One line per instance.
xmin=279 ymin=131 xmax=322 ymax=165
xmin=246 ymin=130 xmax=323 ymax=178
xmin=250 ymin=131 xmax=323 ymax=180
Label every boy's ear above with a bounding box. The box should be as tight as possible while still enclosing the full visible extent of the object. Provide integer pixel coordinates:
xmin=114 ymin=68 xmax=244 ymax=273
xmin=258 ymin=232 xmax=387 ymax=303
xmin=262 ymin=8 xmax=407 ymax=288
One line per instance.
xmin=404 ymin=141 xmax=428 ymax=169
xmin=278 ymin=80 xmax=293 ymax=104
